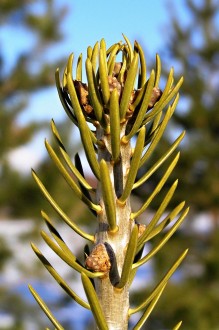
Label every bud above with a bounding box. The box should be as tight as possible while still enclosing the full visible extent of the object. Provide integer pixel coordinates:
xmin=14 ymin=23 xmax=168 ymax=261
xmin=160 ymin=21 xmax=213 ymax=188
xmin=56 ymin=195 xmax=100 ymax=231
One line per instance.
xmin=136 ymin=223 xmax=147 ymax=238
xmin=74 ymin=80 xmax=93 ymax=114
xmin=108 ymin=76 xmax=122 ymax=96
xmin=85 ymin=243 xmax=111 ymax=273
xmin=148 ymin=87 xmax=162 ymax=109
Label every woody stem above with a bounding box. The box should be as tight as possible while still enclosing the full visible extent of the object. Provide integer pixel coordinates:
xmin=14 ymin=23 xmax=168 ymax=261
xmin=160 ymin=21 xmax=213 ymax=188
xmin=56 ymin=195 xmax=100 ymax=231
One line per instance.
xmin=94 ymin=123 xmax=133 ymax=330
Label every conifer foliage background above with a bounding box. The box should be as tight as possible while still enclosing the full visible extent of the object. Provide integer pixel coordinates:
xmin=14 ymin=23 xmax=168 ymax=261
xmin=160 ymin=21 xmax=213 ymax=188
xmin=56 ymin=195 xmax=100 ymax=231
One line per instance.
xmin=138 ymin=1 xmax=219 ymax=329
xmin=0 ymin=1 xmax=80 ymax=328
xmin=0 ymin=0 xmax=69 ymax=218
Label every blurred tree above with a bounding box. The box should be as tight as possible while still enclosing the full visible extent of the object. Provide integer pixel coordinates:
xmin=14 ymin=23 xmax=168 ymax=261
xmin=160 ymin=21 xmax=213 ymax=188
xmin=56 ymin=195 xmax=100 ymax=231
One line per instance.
xmin=164 ymin=0 xmax=219 ymax=222
xmin=0 ymin=0 xmax=73 ymax=218
xmin=132 ymin=1 xmax=219 ymax=329
xmin=136 ymin=0 xmax=219 ymax=220
xmin=0 ymin=2 xmax=89 ymax=329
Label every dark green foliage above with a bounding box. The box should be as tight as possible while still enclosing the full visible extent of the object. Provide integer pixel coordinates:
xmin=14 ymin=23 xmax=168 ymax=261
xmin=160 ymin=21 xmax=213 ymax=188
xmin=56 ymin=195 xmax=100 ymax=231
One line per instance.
xmin=166 ymin=0 xmax=218 ymax=212
xmin=134 ymin=1 xmax=219 ymax=328
xmin=135 ymin=0 xmax=219 ymax=212
xmin=0 ymin=0 xmax=70 ymax=218
xmin=0 ymin=2 xmax=85 ymax=329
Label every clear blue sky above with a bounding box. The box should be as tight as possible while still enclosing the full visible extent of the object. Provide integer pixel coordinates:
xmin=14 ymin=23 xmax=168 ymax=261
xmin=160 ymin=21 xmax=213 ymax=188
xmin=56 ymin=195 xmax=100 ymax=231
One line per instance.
xmin=64 ymin=0 xmax=170 ymax=57
xmin=3 ymin=0 xmax=188 ymax=172
xmin=62 ymin=0 xmax=188 ymax=62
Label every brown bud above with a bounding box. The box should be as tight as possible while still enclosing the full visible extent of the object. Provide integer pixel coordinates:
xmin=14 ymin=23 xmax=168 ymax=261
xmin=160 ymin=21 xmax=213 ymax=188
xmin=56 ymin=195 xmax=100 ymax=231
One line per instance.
xmin=85 ymin=243 xmax=111 ymax=273
xmin=108 ymin=76 xmax=122 ymax=96
xmin=148 ymin=87 xmax=162 ymax=109
xmin=113 ymin=62 xmax=122 ymax=77
xmin=74 ymin=80 xmax=93 ymax=114
xmin=125 ymin=88 xmax=142 ymax=117
xmin=129 ymin=89 xmax=136 ymax=105
xmin=136 ymin=223 xmax=147 ymax=238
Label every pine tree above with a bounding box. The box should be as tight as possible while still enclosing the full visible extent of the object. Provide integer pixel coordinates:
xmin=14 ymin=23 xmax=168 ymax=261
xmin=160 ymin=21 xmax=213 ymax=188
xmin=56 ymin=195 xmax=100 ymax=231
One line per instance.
xmin=137 ymin=1 xmax=219 ymax=328
xmin=0 ymin=2 xmax=77 ymax=329
xmin=0 ymin=0 xmax=68 ymax=217
xmin=135 ymin=0 xmax=219 ymax=222
xmin=164 ymin=0 xmax=219 ymax=219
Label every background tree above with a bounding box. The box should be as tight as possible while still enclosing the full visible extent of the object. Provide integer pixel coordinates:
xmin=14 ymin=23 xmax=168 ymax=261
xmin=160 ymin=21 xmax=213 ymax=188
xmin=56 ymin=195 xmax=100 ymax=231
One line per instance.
xmin=136 ymin=0 xmax=219 ymax=216
xmin=0 ymin=2 xmax=86 ymax=329
xmin=165 ymin=0 xmax=219 ymax=221
xmin=134 ymin=1 xmax=219 ymax=328
xmin=0 ymin=0 xmax=74 ymax=218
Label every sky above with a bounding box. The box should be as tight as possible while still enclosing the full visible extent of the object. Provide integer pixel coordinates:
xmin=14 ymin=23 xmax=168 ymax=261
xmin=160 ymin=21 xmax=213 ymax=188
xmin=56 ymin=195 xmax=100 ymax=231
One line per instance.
xmin=3 ymin=0 xmax=188 ymax=173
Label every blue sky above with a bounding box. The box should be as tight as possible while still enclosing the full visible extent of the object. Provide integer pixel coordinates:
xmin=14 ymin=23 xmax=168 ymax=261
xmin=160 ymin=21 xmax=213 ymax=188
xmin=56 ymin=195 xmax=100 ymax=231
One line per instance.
xmin=62 ymin=0 xmax=188 ymax=63
xmin=3 ymin=0 xmax=189 ymax=123
xmin=65 ymin=0 xmax=170 ymax=57
xmin=3 ymin=0 xmax=188 ymax=172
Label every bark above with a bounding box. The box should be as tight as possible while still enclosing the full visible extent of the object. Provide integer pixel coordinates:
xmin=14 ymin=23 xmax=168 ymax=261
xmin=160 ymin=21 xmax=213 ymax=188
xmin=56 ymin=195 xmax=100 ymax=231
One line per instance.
xmin=94 ymin=123 xmax=133 ymax=330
